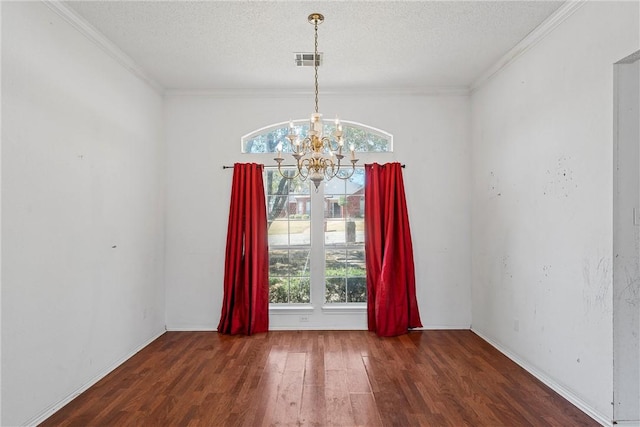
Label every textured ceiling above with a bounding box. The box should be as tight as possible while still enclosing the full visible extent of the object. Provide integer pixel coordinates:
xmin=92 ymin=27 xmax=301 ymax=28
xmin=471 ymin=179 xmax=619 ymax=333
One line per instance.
xmin=64 ymin=1 xmax=564 ymax=91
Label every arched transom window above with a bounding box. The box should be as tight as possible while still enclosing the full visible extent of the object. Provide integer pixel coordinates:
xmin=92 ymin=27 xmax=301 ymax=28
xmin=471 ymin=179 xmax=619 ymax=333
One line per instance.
xmin=241 ymin=120 xmax=393 ymax=154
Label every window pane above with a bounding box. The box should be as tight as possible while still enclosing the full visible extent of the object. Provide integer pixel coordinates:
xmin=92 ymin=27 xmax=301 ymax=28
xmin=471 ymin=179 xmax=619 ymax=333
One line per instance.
xmin=290 ymin=278 xmax=311 ymax=303
xmin=244 ymin=126 xmax=290 ymax=154
xmin=269 ymin=250 xmax=289 ymax=276
xmin=266 ymin=168 xmax=311 ymax=247
xmin=324 ymin=171 xmax=364 ymax=246
xmin=266 ymin=172 xmax=291 ymax=196
xmin=269 ymin=248 xmax=311 ymax=304
xmin=325 ymin=247 xmax=366 ymax=304
xmin=345 ymin=128 xmax=391 ymax=152
xmin=288 ymin=194 xmax=311 ymax=246
xmin=347 ymin=248 xmax=366 ymax=276
xmin=269 ymin=277 xmax=289 ymax=303
xmin=289 ymin=249 xmax=311 ymax=276
xmin=346 ymin=277 xmax=367 ymax=303
xmin=351 ymin=218 xmax=364 ymax=244
xmin=325 ymin=249 xmax=347 ymax=276
xmin=325 ymin=277 xmax=346 ymax=303
xmin=268 ymin=218 xmax=287 ymax=246
xmin=325 ymin=219 xmax=345 ymax=245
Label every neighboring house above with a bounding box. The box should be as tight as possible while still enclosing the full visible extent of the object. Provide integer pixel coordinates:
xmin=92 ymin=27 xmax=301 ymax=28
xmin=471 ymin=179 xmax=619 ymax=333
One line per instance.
xmin=287 ymin=178 xmax=364 ymax=218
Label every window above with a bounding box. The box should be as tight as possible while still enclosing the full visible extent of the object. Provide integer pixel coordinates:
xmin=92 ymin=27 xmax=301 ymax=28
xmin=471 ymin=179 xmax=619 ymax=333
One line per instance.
xmin=246 ymin=119 xmax=390 ymax=326
xmin=242 ymin=120 xmax=392 ymax=154
xmin=266 ymin=168 xmax=366 ymax=307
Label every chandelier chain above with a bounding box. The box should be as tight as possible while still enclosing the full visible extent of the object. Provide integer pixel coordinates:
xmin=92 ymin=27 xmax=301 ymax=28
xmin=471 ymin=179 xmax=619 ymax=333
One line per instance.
xmin=274 ymin=13 xmax=358 ymax=191
xmin=314 ymin=18 xmax=319 ymax=114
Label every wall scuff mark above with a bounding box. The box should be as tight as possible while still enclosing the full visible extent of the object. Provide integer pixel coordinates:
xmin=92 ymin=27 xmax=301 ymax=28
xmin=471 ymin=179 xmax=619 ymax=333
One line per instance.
xmin=582 ymin=256 xmax=612 ymax=314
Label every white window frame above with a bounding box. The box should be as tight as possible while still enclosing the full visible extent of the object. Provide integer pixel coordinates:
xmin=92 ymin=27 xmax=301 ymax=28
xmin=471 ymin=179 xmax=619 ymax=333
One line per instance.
xmin=244 ymin=120 xmax=394 ymax=329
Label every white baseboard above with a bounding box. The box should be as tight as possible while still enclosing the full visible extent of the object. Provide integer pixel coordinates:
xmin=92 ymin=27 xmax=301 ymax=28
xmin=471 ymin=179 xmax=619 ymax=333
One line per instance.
xmin=471 ymin=328 xmax=611 ymax=427
xmin=165 ymin=326 xmax=217 ymax=331
xmin=268 ymin=326 xmax=368 ymax=331
xmin=26 ymin=329 xmax=166 ymax=426
xmin=415 ymin=324 xmax=471 ymax=330
xmin=163 ymin=325 xmax=471 ymax=332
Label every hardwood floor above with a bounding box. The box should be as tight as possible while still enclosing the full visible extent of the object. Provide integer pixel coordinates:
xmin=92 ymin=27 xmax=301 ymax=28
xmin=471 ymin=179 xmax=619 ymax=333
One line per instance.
xmin=40 ymin=330 xmax=599 ymax=426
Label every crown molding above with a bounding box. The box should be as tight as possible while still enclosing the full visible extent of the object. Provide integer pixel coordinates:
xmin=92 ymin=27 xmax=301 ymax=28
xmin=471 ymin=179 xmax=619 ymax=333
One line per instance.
xmin=42 ymin=0 xmax=164 ymax=94
xmin=41 ymin=0 xmax=469 ymax=99
xmin=470 ymin=0 xmax=587 ymax=93
xmin=164 ymin=86 xmax=470 ymax=98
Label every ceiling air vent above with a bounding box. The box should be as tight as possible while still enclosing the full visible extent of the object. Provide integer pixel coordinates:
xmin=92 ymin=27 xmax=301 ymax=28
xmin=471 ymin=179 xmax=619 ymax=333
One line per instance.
xmin=295 ymin=52 xmax=322 ymax=67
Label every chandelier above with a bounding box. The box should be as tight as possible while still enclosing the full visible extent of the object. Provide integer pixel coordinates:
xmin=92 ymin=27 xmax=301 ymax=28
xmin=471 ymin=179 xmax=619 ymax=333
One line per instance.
xmin=274 ymin=13 xmax=358 ymax=191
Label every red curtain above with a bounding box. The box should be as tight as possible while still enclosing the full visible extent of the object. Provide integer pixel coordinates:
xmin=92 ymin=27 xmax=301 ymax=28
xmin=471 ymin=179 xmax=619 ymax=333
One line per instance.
xmin=218 ymin=163 xmax=269 ymax=335
xmin=365 ymin=162 xmax=422 ymax=337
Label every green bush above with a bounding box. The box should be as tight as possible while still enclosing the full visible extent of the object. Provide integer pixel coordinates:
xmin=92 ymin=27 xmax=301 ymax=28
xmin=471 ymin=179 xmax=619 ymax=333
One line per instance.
xmin=269 ymin=277 xmax=310 ymax=304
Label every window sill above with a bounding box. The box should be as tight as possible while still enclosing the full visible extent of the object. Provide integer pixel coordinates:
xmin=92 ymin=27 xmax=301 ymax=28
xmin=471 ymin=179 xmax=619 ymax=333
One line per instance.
xmin=321 ymin=304 xmax=367 ymax=315
xmin=269 ymin=304 xmax=315 ymax=314
xmin=269 ymin=304 xmax=366 ymax=315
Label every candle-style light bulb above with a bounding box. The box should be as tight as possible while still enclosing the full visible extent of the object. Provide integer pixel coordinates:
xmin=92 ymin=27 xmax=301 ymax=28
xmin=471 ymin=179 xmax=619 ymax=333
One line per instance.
xmin=350 ymin=144 xmax=355 ymax=160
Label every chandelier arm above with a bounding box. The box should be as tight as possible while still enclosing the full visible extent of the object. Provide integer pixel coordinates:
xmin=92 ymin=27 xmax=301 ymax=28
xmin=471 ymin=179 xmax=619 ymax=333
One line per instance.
xmin=333 ymin=161 xmax=358 ymax=181
xmin=274 ymin=160 xmax=301 ymax=180
xmin=323 ymin=157 xmax=338 ymax=180
xmin=298 ymin=158 xmax=311 ymax=180
xmin=323 ymin=136 xmax=343 ymax=153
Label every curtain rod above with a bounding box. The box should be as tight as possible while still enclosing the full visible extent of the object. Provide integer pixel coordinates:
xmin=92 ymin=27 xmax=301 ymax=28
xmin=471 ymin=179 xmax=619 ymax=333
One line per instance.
xmin=222 ymin=164 xmax=405 ymax=170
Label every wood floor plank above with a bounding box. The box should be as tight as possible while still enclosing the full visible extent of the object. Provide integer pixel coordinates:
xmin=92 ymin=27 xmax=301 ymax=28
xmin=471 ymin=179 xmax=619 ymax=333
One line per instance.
xmin=303 ymin=351 xmax=325 ymax=387
xmin=324 ymin=369 xmax=356 ymax=426
xmin=39 ymin=330 xmax=600 ymax=427
xmin=324 ymin=350 xmax=345 ymax=371
xmin=271 ymin=352 xmax=306 ymax=425
xmin=272 ymin=368 xmax=304 ymax=425
xmin=349 ymin=392 xmax=382 ymax=427
xmin=300 ymin=385 xmax=326 ymax=426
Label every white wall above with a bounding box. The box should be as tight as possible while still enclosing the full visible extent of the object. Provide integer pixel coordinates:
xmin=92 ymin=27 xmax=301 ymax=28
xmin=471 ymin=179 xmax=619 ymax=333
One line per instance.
xmin=613 ymin=57 xmax=640 ymax=424
xmin=164 ymin=92 xmax=471 ymax=331
xmin=470 ymin=1 xmax=639 ymax=423
xmin=1 ymin=3 xmax=166 ymax=425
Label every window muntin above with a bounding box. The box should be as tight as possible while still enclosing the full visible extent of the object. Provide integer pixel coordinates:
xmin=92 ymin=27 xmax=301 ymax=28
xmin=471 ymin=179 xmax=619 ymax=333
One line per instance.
xmin=242 ymin=120 xmax=392 ymax=154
